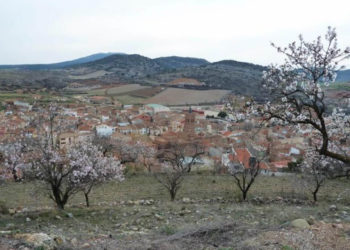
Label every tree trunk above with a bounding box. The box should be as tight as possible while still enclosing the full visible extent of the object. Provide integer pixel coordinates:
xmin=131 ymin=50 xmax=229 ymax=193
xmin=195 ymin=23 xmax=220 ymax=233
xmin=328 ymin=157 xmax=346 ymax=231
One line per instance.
xmin=51 ymin=186 xmax=66 ymax=210
xmin=313 ymin=185 xmax=320 ymax=202
xmin=170 ymin=189 xmax=176 ymax=201
xmin=242 ymin=191 xmax=247 ymax=201
xmin=56 ymin=201 xmax=65 ymax=210
xmin=12 ymin=169 xmax=19 ymax=182
xmin=313 ymin=190 xmax=318 ymax=202
xmin=84 ymin=193 xmax=90 ymax=207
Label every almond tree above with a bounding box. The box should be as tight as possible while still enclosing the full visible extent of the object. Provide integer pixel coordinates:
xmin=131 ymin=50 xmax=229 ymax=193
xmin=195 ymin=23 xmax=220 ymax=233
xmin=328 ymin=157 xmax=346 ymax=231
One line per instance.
xmin=256 ymin=27 xmax=350 ymax=164
xmin=92 ymin=135 xmax=115 ymax=156
xmin=23 ymin=104 xmax=123 ymax=209
xmin=25 ymin=138 xmax=78 ymax=209
xmin=1 ymin=141 xmax=27 ymax=182
xmin=68 ymin=142 xmax=124 ymax=207
xmin=22 ymin=104 xmax=78 ymax=209
xmin=114 ymin=140 xmax=139 ymax=164
xmin=134 ymin=142 xmax=157 ymax=172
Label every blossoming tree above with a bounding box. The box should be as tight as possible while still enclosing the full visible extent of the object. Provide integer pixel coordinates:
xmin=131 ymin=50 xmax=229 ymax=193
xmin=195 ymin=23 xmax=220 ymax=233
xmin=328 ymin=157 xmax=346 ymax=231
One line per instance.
xmin=23 ymin=103 xmax=124 ymax=209
xmin=68 ymin=142 xmax=124 ymax=207
xmin=256 ymin=27 xmax=350 ymax=165
xmin=1 ymin=141 xmax=27 ymax=182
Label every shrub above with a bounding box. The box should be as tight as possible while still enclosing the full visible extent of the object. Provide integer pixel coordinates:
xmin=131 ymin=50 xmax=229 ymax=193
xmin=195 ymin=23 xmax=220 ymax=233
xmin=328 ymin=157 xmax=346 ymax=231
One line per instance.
xmin=160 ymin=225 xmax=177 ymax=235
xmin=123 ymin=164 xmax=144 ymax=177
xmin=0 ymin=200 xmax=9 ymax=214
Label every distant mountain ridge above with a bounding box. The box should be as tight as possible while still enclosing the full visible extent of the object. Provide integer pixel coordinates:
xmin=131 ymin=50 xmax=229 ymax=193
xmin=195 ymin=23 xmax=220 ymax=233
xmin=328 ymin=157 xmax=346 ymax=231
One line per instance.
xmin=1 ymin=52 xmax=349 ymax=97
xmin=336 ymin=69 xmax=350 ymax=83
xmin=0 ymin=53 xmax=121 ymax=70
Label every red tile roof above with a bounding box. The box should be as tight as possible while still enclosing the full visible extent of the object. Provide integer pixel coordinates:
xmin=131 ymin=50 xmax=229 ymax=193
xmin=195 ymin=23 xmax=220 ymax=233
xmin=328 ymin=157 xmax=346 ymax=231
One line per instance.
xmin=233 ymin=148 xmax=251 ymax=168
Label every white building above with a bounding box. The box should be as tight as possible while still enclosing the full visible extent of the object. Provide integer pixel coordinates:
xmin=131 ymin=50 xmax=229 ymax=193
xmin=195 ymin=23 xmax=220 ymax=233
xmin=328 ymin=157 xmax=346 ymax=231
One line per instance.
xmin=144 ymin=104 xmax=170 ymax=114
xmin=96 ymin=124 xmax=115 ymax=137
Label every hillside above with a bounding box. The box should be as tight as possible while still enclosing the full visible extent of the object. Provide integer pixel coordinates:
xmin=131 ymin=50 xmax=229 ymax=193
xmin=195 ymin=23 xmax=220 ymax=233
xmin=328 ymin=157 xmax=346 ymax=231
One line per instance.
xmin=154 ymin=56 xmax=209 ymax=69
xmin=146 ymin=62 xmax=265 ymax=97
xmin=73 ymin=54 xmax=163 ymax=79
xmin=67 ymin=54 xmax=266 ymax=97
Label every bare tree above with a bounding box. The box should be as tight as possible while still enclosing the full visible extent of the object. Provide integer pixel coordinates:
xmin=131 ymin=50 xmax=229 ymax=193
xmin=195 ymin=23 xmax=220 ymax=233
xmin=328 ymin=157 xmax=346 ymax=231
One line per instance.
xmin=227 ymin=143 xmax=269 ymax=201
xmin=154 ymin=142 xmax=204 ymax=201
xmin=228 ymin=155 xmax=261 ymax=201
xmin=184 ymin=142 xmax=205 ymax=173
xmin=307 ymin=165 xmax=326 ymax=202
xmin=299 ymin=149 xmax=327 ymax=202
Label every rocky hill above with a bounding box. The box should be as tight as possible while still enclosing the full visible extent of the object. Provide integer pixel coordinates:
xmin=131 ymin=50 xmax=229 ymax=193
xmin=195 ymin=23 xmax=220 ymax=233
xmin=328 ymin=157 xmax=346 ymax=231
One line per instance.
xmin=154 ymin=56 xmax=209 ymax=69
xmin=68 ymin=54 xmax=266 ymax=97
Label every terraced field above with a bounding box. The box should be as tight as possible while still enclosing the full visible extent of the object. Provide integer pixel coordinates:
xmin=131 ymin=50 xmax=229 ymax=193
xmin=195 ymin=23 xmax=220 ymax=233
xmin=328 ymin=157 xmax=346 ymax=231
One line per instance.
xmin=106 ymin=84 xmax=150 ymax=96
xmin=86 ymin=84 xmax=150 ymax=96
xmin=145 ymin=88 xmax=231 ymax=105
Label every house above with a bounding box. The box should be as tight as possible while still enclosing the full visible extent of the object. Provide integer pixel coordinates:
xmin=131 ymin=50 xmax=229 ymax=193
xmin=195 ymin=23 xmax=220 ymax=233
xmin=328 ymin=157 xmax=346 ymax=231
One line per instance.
xmin=144 ymin=104 xmax=170 ymax=114
xmin=221 ymin=147 xmax=276 ymax=174
xmin=131 ymin=114 xmax=152 ymax=124
xmin=101 ymin=115 xmax=109 ymax=122
xmin=14 ymin=100 xmax=32 ymax=110
xmin=96 ymin=124 xmax=115 ymax=137
xmin=57 ymin=132 xmax=77 ymax=149
xmin=63 ymin=109 xmax=78 ymax=117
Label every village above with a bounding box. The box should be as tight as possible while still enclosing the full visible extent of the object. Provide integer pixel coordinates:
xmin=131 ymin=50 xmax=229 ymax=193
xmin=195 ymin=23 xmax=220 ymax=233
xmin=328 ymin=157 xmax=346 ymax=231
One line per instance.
xmin=0 ymin=96 xmax=311 ymax=176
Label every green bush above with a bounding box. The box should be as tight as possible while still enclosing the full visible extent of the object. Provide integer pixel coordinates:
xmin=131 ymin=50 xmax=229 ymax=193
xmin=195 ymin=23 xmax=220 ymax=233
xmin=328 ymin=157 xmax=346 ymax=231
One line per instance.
xmin=123 ymin=164 xmax=145 ymax=177
xmin=281 ymin=245 xmax=294 ymax=250
xmin=282 ymin=159 xmax=303 ymax=173
xmin=0 ymin=200 xmax=9 ymax=214
xmin=160 ymin=225 xmax=177 ymax=235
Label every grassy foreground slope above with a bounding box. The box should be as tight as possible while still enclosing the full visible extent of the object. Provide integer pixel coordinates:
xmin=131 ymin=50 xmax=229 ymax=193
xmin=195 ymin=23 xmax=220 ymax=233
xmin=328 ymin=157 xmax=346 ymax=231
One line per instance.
xmin=0 ymin=174 xmax=350 ymax=249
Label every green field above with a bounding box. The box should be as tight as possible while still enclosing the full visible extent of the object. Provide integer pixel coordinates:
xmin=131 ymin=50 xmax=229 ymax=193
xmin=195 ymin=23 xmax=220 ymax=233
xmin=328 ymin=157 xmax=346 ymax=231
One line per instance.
xmin=327 ymin=82 xmax=350 ymax=91
xmin=115 ymin=95 xmax=146 ymax=105
xmin=0 ymin=92 xmax=77 ymax=104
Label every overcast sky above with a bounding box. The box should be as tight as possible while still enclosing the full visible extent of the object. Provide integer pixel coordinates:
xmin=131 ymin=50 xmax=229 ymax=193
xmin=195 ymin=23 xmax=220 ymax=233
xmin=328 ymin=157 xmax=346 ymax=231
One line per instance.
xmin=1 ymin=0 xmax=350 ymax=66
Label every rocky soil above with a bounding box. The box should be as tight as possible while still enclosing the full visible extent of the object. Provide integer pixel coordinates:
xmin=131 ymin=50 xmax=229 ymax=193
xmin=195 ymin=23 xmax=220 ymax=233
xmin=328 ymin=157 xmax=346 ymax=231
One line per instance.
xmin=0 ymin=197 xmax=350 ymax=249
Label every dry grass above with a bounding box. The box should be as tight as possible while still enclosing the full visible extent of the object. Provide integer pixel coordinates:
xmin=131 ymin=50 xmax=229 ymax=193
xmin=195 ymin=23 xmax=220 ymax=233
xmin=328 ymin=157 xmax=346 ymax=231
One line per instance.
xmin=1 ymin=174 xmax=350 ymax=209
xmin=1 ymin=174 xmax=350 ymax=249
